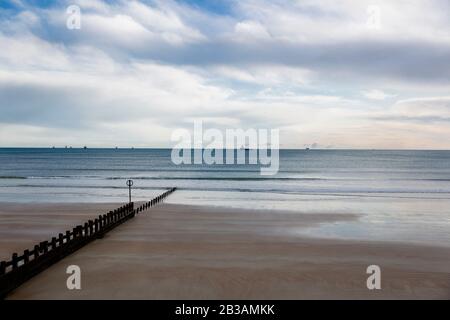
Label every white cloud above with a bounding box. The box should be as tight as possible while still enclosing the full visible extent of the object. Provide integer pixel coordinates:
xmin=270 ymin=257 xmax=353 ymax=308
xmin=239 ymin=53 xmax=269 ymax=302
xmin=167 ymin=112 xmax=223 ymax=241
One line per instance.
xmin=392 ymin=96 xmax=450 ymax=118
xmin=362 ymin=89 xmax=395 ymax=100
xmin=211 ymin=65 xmax=313 ymax=86
xmin=234 ymin=20 xmax=271 ymax=40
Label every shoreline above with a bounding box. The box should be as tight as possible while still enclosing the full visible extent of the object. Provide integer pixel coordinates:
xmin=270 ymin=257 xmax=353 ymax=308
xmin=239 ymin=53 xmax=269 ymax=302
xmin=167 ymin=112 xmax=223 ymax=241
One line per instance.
xmin=1 ymin=202 xmax=449 ymax=299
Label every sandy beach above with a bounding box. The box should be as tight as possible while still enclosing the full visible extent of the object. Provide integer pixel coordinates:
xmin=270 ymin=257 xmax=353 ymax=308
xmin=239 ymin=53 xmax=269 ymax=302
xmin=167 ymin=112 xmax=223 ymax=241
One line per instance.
xmin=0 ymin=202 xmax=448 ymax=299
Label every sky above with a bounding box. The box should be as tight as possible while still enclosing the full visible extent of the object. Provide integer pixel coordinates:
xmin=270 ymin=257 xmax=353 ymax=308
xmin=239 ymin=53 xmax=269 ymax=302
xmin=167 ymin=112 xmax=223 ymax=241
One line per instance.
xmin=0 ymin=0 xmax=449 ymax=149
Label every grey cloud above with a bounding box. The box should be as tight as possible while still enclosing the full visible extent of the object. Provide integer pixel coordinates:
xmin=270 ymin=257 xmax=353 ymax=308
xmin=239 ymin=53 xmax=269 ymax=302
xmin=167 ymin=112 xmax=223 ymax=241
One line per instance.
xmin=0 ymin=81 xmax=166 ymax=128
xmin=373 ymin=115 xmax=450 ymax=123
xmin=133 ymin=39 xmax=450 ymax=84
xmin=38 ymin=32 xmax=450 ymax=85
xmin=372 ymin=96 xmax=450 ymax=124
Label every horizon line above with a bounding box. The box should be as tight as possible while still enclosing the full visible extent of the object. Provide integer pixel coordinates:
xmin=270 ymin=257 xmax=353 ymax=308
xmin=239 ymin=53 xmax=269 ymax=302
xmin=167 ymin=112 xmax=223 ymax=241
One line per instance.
xmin=1 ymin=147 xmax=450 ymax=151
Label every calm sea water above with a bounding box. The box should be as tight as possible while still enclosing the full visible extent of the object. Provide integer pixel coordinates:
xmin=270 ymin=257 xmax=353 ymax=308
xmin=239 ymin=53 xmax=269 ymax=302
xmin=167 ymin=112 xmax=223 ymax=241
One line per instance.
xmin=1 ymin=148 xmax=449 ymax=245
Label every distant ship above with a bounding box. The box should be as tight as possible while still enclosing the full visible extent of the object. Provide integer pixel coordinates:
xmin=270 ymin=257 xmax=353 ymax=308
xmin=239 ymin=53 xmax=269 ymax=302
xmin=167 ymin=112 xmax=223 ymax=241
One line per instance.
xmin=240 ymin=144 xmax=252 ymax=151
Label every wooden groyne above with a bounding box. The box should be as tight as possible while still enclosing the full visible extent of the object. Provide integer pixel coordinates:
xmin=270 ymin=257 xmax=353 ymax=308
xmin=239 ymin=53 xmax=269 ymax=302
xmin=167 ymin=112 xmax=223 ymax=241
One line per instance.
xmin=0 ymin=187 xmax=176 ymax=298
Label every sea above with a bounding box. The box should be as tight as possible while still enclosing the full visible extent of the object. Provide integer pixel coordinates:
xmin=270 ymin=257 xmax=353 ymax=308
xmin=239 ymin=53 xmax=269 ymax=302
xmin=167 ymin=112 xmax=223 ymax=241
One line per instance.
xmin=1 ymin=148 xmax=449 ymax=246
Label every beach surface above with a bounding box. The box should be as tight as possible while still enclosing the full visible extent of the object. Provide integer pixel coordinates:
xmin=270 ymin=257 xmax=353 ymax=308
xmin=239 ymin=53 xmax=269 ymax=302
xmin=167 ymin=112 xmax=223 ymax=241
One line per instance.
xmin=1 ymin=202 xmax=449 ymax=299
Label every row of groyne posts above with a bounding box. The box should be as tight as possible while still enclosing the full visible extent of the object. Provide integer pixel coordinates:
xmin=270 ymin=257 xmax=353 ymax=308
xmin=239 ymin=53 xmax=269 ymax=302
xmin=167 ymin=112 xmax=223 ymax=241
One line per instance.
xmin=0 ymin=187 xmax=177 ymax=298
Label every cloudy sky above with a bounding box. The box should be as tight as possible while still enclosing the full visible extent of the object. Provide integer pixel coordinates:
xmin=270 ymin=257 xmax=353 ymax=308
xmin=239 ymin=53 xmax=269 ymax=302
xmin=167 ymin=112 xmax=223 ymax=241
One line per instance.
xmin=0 ymin=0 xmax=449 ymax=149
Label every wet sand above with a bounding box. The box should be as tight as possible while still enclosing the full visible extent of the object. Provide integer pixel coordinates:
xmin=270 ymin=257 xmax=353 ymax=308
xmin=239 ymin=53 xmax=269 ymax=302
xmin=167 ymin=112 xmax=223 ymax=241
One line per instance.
xmin=1 ymin=202 xmax=449 ymax=299
xmin=0 ymin=202 xmax=121 ymax=261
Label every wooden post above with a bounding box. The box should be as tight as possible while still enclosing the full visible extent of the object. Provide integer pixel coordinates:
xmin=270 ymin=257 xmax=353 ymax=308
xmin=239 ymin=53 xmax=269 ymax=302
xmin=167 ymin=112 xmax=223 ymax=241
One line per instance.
xmin=73 ymin=227 xmax=78 ymax=239
xmin=51 ymin=237 xmax=57 ymax=250
xmin=12 ymin=253 xmax=18 ymax=269
xmin=58 ymin=233 xmax=64 ymax=247
xmin=89 ymin=220 xmax=94 ymax=235
xmin=94 ymin=219 xmax=99 ymax=234
xmin=84 ymin=222 xmax=89 ymax=236
xmin=66 ymin=230 xmax=71 ymax=243
xmin=34 ymin=245 xmax=40 ymax=259
xmin=23 ymin=250 xmax=30 ymax=264
xmin=0 ymin=261 xmax=5 ymax=275
xmin=41 ymin=241 xmax=48 ymax=254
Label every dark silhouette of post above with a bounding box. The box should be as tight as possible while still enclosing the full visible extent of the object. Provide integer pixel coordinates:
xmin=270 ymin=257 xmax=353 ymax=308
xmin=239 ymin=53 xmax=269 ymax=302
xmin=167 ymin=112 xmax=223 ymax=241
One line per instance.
xmin=126 ymin=179 xmax=133 ymax=203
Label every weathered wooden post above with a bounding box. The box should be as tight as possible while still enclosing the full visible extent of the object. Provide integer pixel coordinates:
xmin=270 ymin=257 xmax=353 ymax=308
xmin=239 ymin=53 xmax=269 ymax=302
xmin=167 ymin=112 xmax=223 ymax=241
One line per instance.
xmin=0 ymin=261 xmax=6 ymax=275
xmin=51 ymin=237 xmax=57 ymax=250
xmin=66 ymin=230 xmax=71 ymax=243
xmin=84 ymin=222 xmax=89 ymax=236
xmin=89 ymin=220 xmax=94 ymax=235
xmin=94 ymin=219 xmax=99 ymax=234
xmin=23 ymin=250 xmax=30 ymax=264
xmin=41 ymin=241 xmax=48 ymax=254
xmin=12 ymin=253 xmax=18 ymax=269
xmin=58 ymin=233 xmax=64 ymax=247
xmin=34 ymin=245 xmax=40 ymax=259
